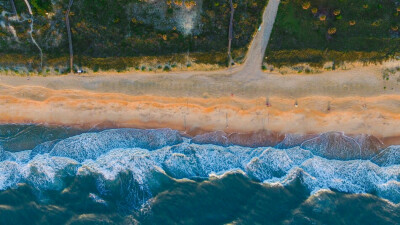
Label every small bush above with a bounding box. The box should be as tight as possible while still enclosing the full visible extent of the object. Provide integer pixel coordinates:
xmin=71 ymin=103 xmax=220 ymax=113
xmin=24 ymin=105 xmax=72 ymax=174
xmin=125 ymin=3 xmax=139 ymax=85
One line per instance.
xmin=163 ymin=65 xmax=171 ymax=71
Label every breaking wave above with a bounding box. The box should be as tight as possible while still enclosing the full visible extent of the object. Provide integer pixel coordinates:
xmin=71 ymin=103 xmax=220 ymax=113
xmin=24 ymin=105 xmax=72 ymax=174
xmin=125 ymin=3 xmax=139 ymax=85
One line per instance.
xmin=0 ymin=128 xmax=399 ymax=211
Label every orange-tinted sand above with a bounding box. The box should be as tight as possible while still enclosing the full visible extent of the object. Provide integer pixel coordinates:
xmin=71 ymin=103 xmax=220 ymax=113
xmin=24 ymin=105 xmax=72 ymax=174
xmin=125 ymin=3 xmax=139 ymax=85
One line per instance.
xmin=0 ymin=85 xmax=399 ymax=142
xmin=0 ymin=60 xmax=399 ymax=145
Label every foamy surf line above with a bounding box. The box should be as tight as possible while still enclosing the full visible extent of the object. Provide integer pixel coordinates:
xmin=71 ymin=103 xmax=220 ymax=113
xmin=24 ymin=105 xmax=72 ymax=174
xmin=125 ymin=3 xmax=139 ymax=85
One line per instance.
xmin=0 ymin=127 xmax=399 ymax=210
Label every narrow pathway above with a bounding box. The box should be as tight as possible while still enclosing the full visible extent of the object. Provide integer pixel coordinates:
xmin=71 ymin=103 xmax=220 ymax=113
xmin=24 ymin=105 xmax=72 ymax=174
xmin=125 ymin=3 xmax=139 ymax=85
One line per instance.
xmin=237 ymin=0 xmax=280 ymax=77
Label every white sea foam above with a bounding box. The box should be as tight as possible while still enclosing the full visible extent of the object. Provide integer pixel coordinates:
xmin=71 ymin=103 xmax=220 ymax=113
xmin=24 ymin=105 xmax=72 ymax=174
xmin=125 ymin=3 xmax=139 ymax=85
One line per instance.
xmin=10 ymin=150 xmax=32 ymax=163
xmin=89 ymin=193 xmax=107 ymax=205
xmin=79 ymin=148 xmax=158 ymax=182
xmin=0 ymin=129 xmax=398 ymax=205
xmin=21 ymin=154 xmax=79 ymax=191
xmin=49 ymin=128 xmax=182 ymax=162
xmin=371 ymin=145 xmax=400 ymax=166
xmin=0 ymin=161 xmax=21 ymax=190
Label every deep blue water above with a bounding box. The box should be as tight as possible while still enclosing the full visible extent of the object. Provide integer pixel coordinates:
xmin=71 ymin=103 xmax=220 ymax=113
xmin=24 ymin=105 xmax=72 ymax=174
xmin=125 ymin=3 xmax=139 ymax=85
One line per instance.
xmin=0 ymin=125 xmax=398 ymax=224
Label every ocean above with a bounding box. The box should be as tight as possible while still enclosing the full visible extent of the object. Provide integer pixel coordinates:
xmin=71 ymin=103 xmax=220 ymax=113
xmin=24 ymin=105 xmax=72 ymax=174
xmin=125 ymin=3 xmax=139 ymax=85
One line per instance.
xmin=0 ymin=125 xmax=398 ymax=225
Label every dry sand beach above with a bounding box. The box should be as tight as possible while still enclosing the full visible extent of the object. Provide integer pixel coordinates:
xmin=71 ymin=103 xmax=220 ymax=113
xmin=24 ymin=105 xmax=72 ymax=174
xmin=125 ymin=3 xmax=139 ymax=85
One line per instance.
xmin=0 ymin=60 xmax=399 ymax=144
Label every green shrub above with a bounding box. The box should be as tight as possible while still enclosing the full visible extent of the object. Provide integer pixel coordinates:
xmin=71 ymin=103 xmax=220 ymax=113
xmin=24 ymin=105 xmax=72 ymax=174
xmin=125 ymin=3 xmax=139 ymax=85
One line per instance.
xmin=265 ymin=0 xmax=400 ymax=65
xmin=265 ymin=49 xmax=395 ymax=68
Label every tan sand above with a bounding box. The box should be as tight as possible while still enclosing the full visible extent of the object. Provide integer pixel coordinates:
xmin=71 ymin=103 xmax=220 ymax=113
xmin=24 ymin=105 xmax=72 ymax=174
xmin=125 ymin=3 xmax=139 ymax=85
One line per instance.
xmin=0 ymin=73 xmax=399 ymax=144
xmin=0 ymin=59 xmax=398 ymax=140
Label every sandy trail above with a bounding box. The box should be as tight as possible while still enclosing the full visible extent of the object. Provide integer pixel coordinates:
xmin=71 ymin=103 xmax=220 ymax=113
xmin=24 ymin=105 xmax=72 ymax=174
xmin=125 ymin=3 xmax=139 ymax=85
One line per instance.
xmin=238 ymin=0 xmax=280 ymax=77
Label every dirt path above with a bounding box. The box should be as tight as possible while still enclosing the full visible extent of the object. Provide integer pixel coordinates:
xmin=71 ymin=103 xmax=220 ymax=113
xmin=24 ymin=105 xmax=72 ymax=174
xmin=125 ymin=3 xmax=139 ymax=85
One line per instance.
xmin=238 ymin=0 xmax=280 ymax=76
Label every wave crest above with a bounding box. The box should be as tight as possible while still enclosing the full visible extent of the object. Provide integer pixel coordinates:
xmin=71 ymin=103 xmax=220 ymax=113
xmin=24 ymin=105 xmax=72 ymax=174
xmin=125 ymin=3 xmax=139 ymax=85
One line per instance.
xmin=0 ymin=128 xmax=398 ymax=208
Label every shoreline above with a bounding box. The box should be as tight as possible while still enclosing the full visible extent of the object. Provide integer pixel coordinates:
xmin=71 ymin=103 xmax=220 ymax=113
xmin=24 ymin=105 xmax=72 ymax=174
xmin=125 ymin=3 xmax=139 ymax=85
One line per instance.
xmin=0 ymin=87 xmax=399 ymax=145
xmin=0 ymin=61 xmax=398 ymax=147
xmin=1 ymin=120 xmax=399 ymax=148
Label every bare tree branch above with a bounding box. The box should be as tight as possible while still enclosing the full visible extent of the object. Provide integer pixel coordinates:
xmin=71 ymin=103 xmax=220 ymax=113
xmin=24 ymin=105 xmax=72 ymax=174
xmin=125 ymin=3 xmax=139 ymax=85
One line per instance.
xmin=22 ymin=0 xmax=43 ymax=70
xmin=9 ymin=0 xmax=17 ymax=15
xmin=22 ymin=0 xmax=33 ymax=15
xmin=227 ymin=0 xmax=234 ymax=67
xmin=65 ymin=0 xmax=74 ymax=73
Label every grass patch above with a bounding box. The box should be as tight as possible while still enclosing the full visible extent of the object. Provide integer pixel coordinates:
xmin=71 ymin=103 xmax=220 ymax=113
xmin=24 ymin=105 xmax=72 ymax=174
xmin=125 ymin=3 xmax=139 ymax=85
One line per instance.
xmin=0 ymin=49 xmax=246 ymax=73
xmin=265 ymin=0 xmax=400 ymax=66
xmin=265 ymin=49 xmax=397 ymax=68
